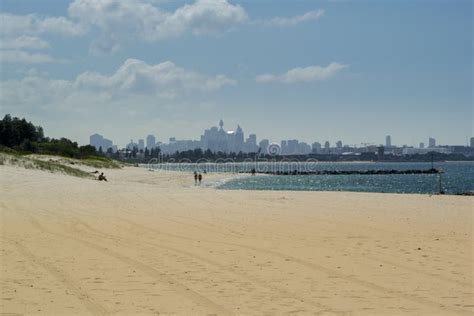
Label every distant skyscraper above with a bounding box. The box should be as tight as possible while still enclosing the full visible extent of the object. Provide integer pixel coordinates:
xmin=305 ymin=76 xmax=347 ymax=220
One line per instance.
xmin=428 ymin=137 xmax=436 ymax=148
xmin=470 ymin=137 xmax=474 ymax=148
xmin=378 ymin=146 xmax=385 ymax=160
xmin=324 ymin=141 xmax=330 ymax=153
xmin=199 ymin=120 xmax=252 ymax=153
xmin=312 ymin=142 xmax=322 ymax=154
xmin=419 ymin=142 xmax=425 ymax=149
xmin=385 ymin=135 xmax=392 ymax=147
xmin=298 ymin=142 xmax=311 ymax=155
xmin=138 ymin=139 xmax=144 ymax=150
xmin=126 ymin=139 xmax=138 ymax=150
xmin=336 ymin=140 xmax=342 ymax=149
xmin=247 ymin=134 xmax=257 ymax=146
xmin=281 ymin=140 xmax=288 ymax=155
xmin=146 ymin=134 xmax=156 ymax=149
xmin=287 ymin=140 xmax=298 ymax=155
xmin=259 ymin=139 xmax=269 ymax=154
xmin=89 ymin=133 xmax=114 ymax=152
xmin=245 ymin=134 xmax=258 ymax=153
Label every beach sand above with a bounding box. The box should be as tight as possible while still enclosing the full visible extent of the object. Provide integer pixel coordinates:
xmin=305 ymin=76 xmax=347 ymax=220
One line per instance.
xmin=0 ymin=164 xmax=472 ymax=315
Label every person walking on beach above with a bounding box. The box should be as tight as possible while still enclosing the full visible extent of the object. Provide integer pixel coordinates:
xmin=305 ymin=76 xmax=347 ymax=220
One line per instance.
xmin=194 ymin=172 xmax=198 ymax=185
xmin=198 ymin=173 xmax=202 ymax=185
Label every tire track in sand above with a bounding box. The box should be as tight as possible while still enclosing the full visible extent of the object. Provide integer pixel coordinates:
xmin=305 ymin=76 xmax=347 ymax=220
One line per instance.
xmin=114 ymin=217 xmax=473 ymax=316
xmin=1 ymin=237 xmax=109 ymax=316
xmin=22 ymin=213 xmax=232 ymax=316
xmin=66 ymin=217 xmax=346 ymax=315
xmin=19 ymin=206 xmax=345 ymax=315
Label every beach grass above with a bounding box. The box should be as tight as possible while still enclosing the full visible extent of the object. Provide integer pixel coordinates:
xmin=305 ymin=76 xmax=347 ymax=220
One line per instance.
xmin=0 ymin=152 xmax=94 ymax=178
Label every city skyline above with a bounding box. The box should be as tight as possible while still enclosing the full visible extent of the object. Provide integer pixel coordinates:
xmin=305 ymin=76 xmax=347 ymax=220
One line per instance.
xmin=89 ymin=119 xmax=474 ymax=155
xmin=0 ymin=0 xmax=472 ymax=146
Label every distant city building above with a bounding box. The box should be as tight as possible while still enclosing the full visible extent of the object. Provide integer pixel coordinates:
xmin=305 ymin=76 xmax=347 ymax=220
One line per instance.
xmin=298 ymin=142 xmax=311 ymax=155
xmin=259 ymin=139 xmax=269 ymax=154
xmin=385 ymin=135 xmax=392 ymax=147
xmin=126 ymin=139 xmax=138 ymax=150
xmin=138 ymin=139 xmax=144 ymax=150
xmin=419 ymin=142 xmax=425 ymax=149
xmin=279 ymin=139 xmax=311 ymax=155
xmin=336 ymin=140 xmax=342 ymax=149
xmin=312 ymin=142 xmax=322 ymax=154
xmin=89 ymin=133 xmax=114 ymax=152
xmin=402 ymin=147 xmax=449 ymax=155
xmin=428 ymin=137 xmax=436 ymax=148
xmin=281 ymin=140 xmax=288 ymax=154
xmin=146 ymin=134 xmax=156 ymax=149
xmin=377 ymin=146 xmax=385 ymax=160
xmin=324 ymin=141 xmax=330 ymax=153
xmin=245 ymin=134 xmax=258 ymax=152
xmin=199 ymin=120 xmax=250 ymax=153
xmin=470 ymin=137 xmax=474 ymax=148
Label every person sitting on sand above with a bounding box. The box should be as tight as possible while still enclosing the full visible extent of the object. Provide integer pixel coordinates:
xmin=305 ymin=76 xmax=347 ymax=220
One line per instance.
xmin=98 ymin=172 xmax=107 ymax=181
xmin=198 ymin=173 xmax=202 ymax=185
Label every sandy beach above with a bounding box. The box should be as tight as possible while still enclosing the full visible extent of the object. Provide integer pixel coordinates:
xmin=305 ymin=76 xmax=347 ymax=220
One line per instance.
xmin=0 ymin=164 xmax=472 ymax=315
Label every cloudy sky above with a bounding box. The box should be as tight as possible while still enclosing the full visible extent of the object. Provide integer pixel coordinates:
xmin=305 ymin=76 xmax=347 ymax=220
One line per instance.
xmin=0 ymin=0 xmax=472 ymax=147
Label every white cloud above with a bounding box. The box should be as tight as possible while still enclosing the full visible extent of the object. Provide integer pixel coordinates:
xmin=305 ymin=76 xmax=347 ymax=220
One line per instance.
xmin=0 ymin=58 xmax=236 ymax=113
xmin=68 ymin=0 xmax=248 ymax=52
xmin=0 ymin=12 xmax=84 ymax=63
xmin=1 ymin=1 xmax=324 ymax=55
xmin=255 ymin=63 xmax=348 ymax=83
xmin=74 ymin=58 xmax=236 ymax=93
xmin=0 ymin=13 xmax=85 ymax=37
xmin=0 ymin=50 xmax=56 ymax=64
xmin=0 ymin=36 xmax=50 ymax=50
xmin=264 ymin=10 xmax=325 ymax=27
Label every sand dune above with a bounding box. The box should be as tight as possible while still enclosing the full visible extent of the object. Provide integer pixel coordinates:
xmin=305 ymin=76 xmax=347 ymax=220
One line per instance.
xmin=0 ymin=165 xmax=473 ymax=315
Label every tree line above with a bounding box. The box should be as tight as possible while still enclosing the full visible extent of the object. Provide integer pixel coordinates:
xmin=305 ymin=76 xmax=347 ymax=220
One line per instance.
xmin=0 ymin=114 xmax=99 ymax=159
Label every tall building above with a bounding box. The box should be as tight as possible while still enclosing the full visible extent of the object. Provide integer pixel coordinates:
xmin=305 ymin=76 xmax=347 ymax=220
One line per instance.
xmin=298 ymin=142 xmax=311 ymax=155
xmin=138 ymin=139 xmax=145 ymax=150
xmin=312 ymin=142 xmax=322 ymax=154
xmin=378 ymin=146 xmax=385 ymax=160
xmin=419 ymin=142 xmax=425 ymax=149
xmin=259 ymin=139 xmax=269 ymax=154
xmin=287 ymin=140 xmax=298 ymax=155
xmin=324 ymin=141 xmax=330 ymax=153
xmin=428 ymin=137 xmax=436 ymax=148
xmin=234 ymin=125 xmax=244 ymax=153
xmin=470 ymin=137 xmax=474 ymax=148
xmin=336 ymin=140 xmax=342 ymax=149
xmin=245 ymin=134 xmax=258 ymax=153
xmin=146 ymin=134 xmax=156 ymax=149
xmin=200 ymin=120 xmax=251 ymax=153
xmin=385 ymin=135 xmax=392 ymax=147
xmin=89 ymin=133 xmax=114 ymax=152
xmin=280 ymin=140 xmax=288 ymax=154
xmin=126 ymin=139 xmax=138 ymax=150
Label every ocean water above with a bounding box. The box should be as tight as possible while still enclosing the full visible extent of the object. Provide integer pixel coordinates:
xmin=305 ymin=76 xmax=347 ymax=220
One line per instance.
xmin=218 ymin=162 xmax=474 ymax=194
xmin=148 ymin=161 xmax=474 ymax=194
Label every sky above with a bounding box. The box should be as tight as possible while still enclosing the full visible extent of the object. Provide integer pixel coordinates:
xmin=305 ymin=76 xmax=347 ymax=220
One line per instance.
xmin=0 ymin=0 xmax=472 ymax=148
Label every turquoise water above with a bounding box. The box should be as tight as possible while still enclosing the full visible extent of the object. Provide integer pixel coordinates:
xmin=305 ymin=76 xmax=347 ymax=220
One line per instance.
xmin=218 ymin=162 xmax=474 ymax=194
xmin=148 ymin=161 xmax=474 ymax=194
